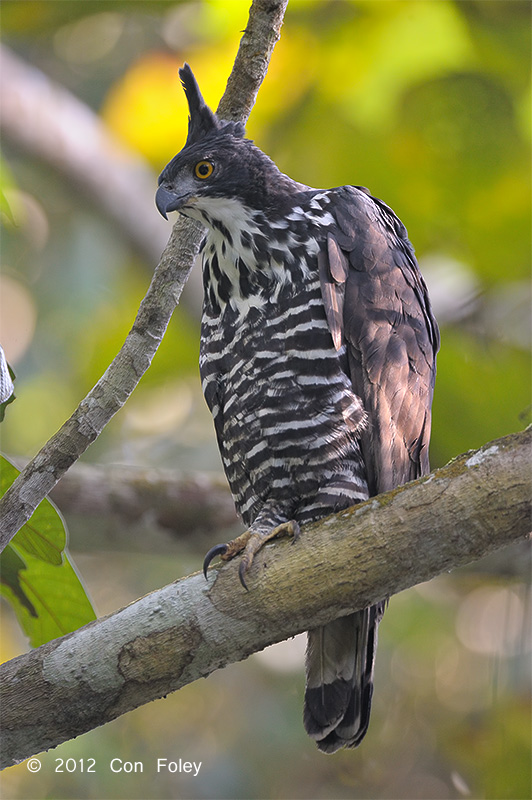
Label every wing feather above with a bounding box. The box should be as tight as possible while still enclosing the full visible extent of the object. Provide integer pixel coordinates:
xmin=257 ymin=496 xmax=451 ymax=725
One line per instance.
xmin=320 ymin=186 xmax=439 ymax=495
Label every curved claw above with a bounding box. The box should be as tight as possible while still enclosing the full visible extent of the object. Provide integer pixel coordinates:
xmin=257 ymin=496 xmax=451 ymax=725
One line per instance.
xmin=203 ymin=543 xmax=228 ymax=578
xmin=238 ymin=560 xmax=250 ymax=592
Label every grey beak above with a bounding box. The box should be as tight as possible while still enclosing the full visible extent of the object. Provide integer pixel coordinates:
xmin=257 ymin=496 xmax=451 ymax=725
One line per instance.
xmin=155 ymin=186 xmax=183 ymax=219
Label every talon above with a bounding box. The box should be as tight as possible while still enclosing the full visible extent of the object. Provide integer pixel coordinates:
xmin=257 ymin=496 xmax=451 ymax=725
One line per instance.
xmin=203 ymin=543 xmax=228 ymax=578
xmin=202 ymin=520 xmax=299 ymax=587
xmin=238 ymin=560 xmax=250 ymax=591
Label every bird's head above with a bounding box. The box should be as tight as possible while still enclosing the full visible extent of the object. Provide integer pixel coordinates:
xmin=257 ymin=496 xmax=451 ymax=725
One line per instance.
xmin=156 ymin=64 xmax=299 ymax=224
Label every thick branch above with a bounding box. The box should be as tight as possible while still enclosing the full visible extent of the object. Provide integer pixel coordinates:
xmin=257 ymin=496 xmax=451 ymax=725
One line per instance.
xmin=1 ymin=430 xmax=529 ymax=769
xmin=0 ymin=0 xmax=289 ymax=552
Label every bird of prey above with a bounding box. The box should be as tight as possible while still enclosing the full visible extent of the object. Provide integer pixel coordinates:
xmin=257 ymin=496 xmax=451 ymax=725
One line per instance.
xmin=156 ymin=64 xmax=439 ymax=753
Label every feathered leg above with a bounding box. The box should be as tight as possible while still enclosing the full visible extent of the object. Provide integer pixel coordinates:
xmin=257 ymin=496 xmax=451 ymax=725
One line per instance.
xmin=304 ymin=602 xmax=386 ymax=753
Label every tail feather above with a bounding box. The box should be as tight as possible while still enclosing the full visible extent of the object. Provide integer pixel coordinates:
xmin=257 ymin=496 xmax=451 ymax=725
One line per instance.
xmin=304 ymin=603 xmax=386 ymax=753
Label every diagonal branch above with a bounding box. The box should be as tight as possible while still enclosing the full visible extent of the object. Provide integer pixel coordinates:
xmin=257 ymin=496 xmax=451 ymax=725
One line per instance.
xmin=0 ymin=0 xmax=289 ymax=552
xmin=1 ymin=430 xmax=530 ymax=769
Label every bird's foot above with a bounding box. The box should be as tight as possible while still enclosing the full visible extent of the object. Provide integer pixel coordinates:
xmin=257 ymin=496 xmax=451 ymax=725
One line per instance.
xmin=203 ymin=520 xmax=300 ymax=590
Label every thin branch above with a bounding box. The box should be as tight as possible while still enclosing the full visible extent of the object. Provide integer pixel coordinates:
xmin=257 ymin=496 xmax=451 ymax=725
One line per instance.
xmin=0 ymin=0 xmax=289 ymax=552
xmin=1 ymin=430 xmax=530 ymax=769
xmin=217 ymin=0 xmax=289 ymax=121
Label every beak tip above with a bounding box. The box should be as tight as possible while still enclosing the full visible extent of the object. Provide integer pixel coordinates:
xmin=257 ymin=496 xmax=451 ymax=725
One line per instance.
xmin=155 ymin=185 xmax=178 ymax=220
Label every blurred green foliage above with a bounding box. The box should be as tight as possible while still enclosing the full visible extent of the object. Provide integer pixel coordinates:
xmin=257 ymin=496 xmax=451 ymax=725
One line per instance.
xmin=0 ymin=1 xmax=530 ymax=799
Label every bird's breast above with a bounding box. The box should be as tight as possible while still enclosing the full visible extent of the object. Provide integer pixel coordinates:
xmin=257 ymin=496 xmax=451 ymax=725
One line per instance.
xmin=200 ymin=270 xmax=367 ymax=454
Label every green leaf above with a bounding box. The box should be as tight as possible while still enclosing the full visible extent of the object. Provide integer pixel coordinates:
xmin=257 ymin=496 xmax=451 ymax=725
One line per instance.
xmin=0 ymin=545 xmax=37 ymax=618
xmin=0 ymin=456 xmax=96 ymax=647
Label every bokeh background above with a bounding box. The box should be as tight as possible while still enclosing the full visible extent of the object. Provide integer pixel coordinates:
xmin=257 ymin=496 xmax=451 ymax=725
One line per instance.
xmin=0 ymin=1 xmax=530 ymax=798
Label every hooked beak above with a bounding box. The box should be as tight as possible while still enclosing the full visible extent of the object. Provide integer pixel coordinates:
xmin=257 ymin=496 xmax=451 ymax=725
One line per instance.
xmin=155 ymin=185 xmax=187 ymax=220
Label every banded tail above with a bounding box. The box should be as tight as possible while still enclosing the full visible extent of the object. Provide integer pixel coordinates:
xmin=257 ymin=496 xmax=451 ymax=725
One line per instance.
xmin=304 ymin=603 xmax=386 ymax=753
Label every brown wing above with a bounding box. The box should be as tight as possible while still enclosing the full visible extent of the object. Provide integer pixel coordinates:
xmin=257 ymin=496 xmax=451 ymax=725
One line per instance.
xmin=320 ymin=186 xmax=439 ymax=496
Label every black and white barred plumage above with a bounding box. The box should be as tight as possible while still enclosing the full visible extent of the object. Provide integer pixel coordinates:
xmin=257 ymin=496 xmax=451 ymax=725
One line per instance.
xmin=156 ymin=65 xmax=439 ymax=753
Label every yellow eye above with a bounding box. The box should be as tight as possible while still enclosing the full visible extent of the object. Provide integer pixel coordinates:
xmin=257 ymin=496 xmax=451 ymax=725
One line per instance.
xmin=194 ymin=160 xmax=214 ymax=179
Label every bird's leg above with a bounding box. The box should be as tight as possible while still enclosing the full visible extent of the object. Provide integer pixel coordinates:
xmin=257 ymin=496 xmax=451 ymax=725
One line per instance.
xmin=203 ymin=520 xmax=300 ymax=590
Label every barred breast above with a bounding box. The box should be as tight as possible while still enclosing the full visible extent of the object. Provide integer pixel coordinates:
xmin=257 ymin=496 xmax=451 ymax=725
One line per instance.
xmin=200 ymin=233 xmax=368 ymax=529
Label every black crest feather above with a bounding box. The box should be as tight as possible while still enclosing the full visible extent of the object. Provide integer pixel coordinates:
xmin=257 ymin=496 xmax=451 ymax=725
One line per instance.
xmin=179 ymin=63 xmax=217 ymax=144
xmin=179 ymin=63 xmax=246 ymax=145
